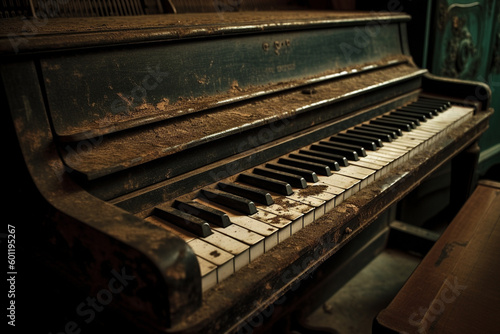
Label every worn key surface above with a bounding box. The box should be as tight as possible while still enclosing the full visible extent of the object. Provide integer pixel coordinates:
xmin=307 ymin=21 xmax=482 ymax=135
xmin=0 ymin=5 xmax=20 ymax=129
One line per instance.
xmin=147 ymin=101 xmax=475 ymax=292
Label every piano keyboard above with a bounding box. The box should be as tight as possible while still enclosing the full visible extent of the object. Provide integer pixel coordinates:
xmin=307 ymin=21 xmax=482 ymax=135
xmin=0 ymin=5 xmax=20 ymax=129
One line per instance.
xmin=145 ymin=97 xmax=474 ymax=291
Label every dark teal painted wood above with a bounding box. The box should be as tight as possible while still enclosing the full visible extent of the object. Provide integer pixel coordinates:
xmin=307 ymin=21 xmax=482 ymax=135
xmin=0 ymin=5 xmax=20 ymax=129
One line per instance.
xmin=41 ymin=23 xmax=403 ymax=138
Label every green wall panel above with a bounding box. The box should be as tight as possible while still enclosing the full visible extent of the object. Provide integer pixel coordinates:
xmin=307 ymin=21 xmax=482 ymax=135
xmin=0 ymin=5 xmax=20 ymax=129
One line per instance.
xmin=428 ymin=0 xmax=500 ymax=174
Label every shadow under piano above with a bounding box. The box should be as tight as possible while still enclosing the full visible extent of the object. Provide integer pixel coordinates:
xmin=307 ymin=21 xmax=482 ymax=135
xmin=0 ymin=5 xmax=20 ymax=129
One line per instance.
xmin=1 ymin=6 xmax=493 ymax=334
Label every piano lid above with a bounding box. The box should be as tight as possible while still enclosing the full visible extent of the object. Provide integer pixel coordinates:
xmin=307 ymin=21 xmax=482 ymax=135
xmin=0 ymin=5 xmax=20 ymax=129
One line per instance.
xmin=1 ymin=11 xmax=421 ymax=181
xmin=0 ymin=11 xmax=410 ymax=54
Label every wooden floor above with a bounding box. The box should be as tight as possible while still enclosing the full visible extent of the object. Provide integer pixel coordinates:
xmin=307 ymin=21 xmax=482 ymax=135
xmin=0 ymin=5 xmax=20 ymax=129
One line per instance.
xmin=305 ymin=249 xmax=421 ymax=334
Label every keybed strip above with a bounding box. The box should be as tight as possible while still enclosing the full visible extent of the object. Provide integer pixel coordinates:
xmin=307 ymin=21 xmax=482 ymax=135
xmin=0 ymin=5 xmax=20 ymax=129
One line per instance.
xmin=146 ymin=97 xmax=474 ymax=290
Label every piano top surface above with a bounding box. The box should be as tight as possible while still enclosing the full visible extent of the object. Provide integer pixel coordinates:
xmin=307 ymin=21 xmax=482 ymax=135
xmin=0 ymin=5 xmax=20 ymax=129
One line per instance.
xmin=1 ymin=10 xmax=418 ymax=186
xmin=0 ymin=11 xmax=410 ymax=54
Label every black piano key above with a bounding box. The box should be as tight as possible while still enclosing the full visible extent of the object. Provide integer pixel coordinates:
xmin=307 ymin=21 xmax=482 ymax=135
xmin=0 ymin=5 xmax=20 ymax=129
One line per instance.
xmin=326 ymin=136 xmax=376 ymax=151
xmin=380 ymin=116 xmax=416 ymax=129
xmin=309 ymin=144 xmax=359 ymax=160
xmin=413 ymin=98 xmax=449 ymax=110
xmin=238 ymin=172 xmax=293 ymax=196
xmin=397 ymin=106 xmax=439 ymax=118
xmin=399 ymin=106 xmax=437 ymax=117
xmin=278 ymin=157 xmax=332 ymax=176
xmin=218 ymin=181 xmax=274 ymax=206
xmin=265 ymin=162 xmax=319 ymax=183
xmin=337 ymin=132 xmax=384 ymax=146
xmin=346 ymin=129 xmax=393 ymax=142
xmin=370 ymin=119 xmax=412 ymax=131
xmin=381 ymin=115 xmax=419 ymax=127
xmin=320 ymin=140 xmax=367 ymax=157
xmin=296 ymin=150 xmax=347 ymax=167
xmin=253 ymin=167 xmax=307 ymax=189
xmin=334 ymin=132 xmax=383 ymax=148
xmin=175 ymin=200 xmax=231 ymax=227
xmin=418 ymin=96 xmax=451 ymax=104
xmin=417 ymin=96 xmax=448 ymax=103
xmin=411 ymin=101 xmax=444 ymax=111
xmin=357 ymin=124 xmax=401 ymax=138
xmin=201 ymin=188 xmax=257 ymax=215
xmin=354 ymin=124 xmax=402 ymax=139
xmin=154 ymin=206 xmax=212 ymax=237
xmin=390 ymin=110 xmax=427 ymax=122
xmin=417 ymin=97 xmax=451 ymax=108
xmin=386 ymin=113 xmax=421 ymax=125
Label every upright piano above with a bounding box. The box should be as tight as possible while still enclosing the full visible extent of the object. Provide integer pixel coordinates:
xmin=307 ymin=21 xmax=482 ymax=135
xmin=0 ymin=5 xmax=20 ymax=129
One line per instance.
xmin=1 ymin=7 xmax=493 ymax=334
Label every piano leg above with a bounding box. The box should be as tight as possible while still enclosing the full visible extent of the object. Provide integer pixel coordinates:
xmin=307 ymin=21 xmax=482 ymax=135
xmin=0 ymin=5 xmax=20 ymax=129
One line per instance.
xmin=450 ymin=141 xmax=481 ymax=212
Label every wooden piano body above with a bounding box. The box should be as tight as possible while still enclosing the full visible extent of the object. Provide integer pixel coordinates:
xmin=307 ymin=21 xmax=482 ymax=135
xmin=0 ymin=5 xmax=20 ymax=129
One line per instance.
xmin=1 ymin=10 xmax=493 ymax=334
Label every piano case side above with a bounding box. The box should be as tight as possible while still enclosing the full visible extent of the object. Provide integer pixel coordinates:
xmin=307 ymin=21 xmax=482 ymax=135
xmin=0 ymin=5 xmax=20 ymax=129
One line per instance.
xmin=1 ymin=60 xmax=198 ymax=332
xmin=422 ymin=72 xmax=492 ymax=111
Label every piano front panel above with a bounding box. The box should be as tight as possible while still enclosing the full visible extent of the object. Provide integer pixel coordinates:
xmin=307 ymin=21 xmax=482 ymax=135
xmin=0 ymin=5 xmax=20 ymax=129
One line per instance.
xmin=76 ymin=63 xmax=425 ymax=201
xmin=41 ymin=19 xmax=405 ymax=141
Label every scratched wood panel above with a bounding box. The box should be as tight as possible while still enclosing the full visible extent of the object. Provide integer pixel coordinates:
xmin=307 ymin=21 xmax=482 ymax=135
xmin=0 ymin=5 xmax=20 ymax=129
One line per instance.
xmin=40 ymin=22 xmax=402 ymax=139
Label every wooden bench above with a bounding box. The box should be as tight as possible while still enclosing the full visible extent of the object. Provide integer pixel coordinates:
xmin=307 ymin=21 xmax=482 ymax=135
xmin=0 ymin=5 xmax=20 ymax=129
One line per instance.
xmin=373 ymin=180 xmax=500 ymax=334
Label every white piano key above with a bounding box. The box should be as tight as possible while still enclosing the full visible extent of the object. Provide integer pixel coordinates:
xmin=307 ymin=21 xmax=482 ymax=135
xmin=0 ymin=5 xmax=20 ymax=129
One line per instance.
xmin=268 ymin=197 xmax=315 ymax=231
xmin=212 ymin=223 xmax=265 ymax=262
xmin=335 ymin=165 xmax=376 ymax=189
xmin=286 ymin=191 xmax=326 ymax=219
xmin=380 ymin=145 xmax=410 ymax=162
xmin=413 ymin=129 xmax=439 ymax=143
xmin=387 ymin=141 xmax=419 ymax=157
xmin=360 ymin=153 xmax=395 ymax=167
xmin=229 ymin=215 xmax=279 ymax=251
xmin=318 ymin=173 xmax=360 ymax=198
xmin=368 ymin=149 xmax=405 ymax=167
xmin=202 ymin=230 xmax=250 ymax=272
xmin=348 ymin=159 xmax=385 ymax=179
xmin=147 ymin=215 xmax=249 ymax=271
xmin=393 ymin=137 xmax=423 ymax=150
xmin=254 ymin=206 xmax=297 ymax=239
xmin=145 ymin=216 xmax=232 ymax=291
xmin=381 ymin=144 xmax=412 ymax=162
xmin=349 ymin=158 xmax=386 ymax=169
xmin=193 ymin=198 xmax=274 ymax=256
xmin=405 ymin=131 xmax=431 ymax=140
xmin=156 ymin=101 xmax=476 ymax=291
xmin=197 ymin=256 xmax=217 ymax=291
xmin=292 ymin=183 xmax=337 ymax=213
xmin=320 ymin=183 xmax=346 ymax=196
xmin=250 ymin=203 xmax=296 ymax=239
xmin=251 ymin=209 xmax=293 ymax=228
xmin=188 ymin=238 xmax=234 ymax=282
